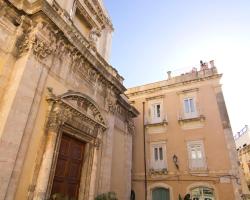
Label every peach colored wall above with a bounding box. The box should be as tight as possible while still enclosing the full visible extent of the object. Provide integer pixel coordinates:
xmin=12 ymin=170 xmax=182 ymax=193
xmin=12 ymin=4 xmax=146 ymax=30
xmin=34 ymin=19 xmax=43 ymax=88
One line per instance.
xmin=127 ymin=71 xmax=238 ymax=200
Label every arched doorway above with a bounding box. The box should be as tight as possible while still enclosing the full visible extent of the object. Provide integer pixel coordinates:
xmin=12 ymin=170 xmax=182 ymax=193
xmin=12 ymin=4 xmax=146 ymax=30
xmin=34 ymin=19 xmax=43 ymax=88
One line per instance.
xmin=33 ymin=91 xmax=106 ymax=200
xmin=190 ymin=187 xmax=215 ymax=200
xmin=152 ymin=188 xmax=170 ymax=200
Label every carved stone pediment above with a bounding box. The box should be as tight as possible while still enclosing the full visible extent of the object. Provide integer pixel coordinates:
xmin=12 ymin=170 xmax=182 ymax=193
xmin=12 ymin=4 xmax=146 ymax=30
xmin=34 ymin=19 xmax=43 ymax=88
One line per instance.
xmin=61 ymin=91 xmax=105 ymax=125
xmin=46 ymin=90 xmax=106 ymax=137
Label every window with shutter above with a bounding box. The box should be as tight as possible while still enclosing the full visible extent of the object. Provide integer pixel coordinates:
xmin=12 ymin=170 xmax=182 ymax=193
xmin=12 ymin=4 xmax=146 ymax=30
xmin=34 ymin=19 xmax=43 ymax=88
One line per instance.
xmin=187 ymin=141 xmax=206 ymax=170
xmin=151 ymin=143 xmax=167 ymax=170
xmin=183 ymin=97 xmax=197 ymax=118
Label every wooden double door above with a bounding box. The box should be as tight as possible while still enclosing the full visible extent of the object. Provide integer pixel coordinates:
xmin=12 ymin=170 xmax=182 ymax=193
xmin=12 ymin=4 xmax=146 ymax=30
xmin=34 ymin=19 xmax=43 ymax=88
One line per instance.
xmin=51 ymin=134 xmax=86 ymax=199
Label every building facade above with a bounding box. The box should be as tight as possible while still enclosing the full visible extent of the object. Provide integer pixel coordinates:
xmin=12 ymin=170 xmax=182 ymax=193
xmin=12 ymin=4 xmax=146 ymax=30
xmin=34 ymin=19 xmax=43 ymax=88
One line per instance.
xmin=235 ymin=125 xmax=250 ymax=150
xmin=126 ymin=61 xmax=241 ymax=200
xmin=235 ymin=125 xmax=250 ymax=192
xmin=0 ymin=0 xmax=138 ymax=199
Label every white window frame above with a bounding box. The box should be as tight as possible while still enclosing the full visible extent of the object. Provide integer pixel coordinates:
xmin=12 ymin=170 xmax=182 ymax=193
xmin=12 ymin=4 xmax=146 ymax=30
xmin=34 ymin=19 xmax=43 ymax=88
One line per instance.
xmin=187 ymin=140 xmax=206 ymax=170
xmin=183 ymin=97 xmax=197 ymax=118
xmin=150 ymin=102 xmax=163 ymax=123
xmin=151 ymin=142 xmax=167 ymax=170
xmin=190 ymin=187 xmax=215 ymax=200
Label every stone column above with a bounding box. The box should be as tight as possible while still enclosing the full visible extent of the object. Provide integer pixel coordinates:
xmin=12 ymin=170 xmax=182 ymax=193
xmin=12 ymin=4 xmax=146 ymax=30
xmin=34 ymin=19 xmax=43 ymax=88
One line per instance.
xmin=0 ymin=53 xmax=47 ymax=200
xmin=125 ymin=133 xmax=133 ymax=200
xmin=97 ymin=112 xmax=115 ymax=194
xmin=33 ymin=130 xmax=59 ymax=200
xmin=88 ymin=145 xmax=99 ymax=200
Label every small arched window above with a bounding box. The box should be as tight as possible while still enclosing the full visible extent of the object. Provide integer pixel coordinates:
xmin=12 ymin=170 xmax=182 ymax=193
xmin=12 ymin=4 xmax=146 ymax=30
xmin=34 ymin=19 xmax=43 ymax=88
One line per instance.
xmin=152 ymin=187 xmax=170 ymax=200
xmin=190 ymin=187 xmax=215 ymax=200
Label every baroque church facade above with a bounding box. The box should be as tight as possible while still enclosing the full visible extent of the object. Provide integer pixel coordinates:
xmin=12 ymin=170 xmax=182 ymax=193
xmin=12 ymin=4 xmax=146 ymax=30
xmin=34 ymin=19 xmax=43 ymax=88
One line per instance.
xmin=0 ymin=0 xmax=138 ymax=199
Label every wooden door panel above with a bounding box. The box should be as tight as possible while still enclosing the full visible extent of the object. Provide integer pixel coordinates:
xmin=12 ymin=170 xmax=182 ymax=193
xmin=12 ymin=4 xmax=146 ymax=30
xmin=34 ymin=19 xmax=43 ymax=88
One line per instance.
xmin=67 ymin=183 xmax=79 ymax=197
xmin=59 ymin=137 xmax=70 ymax=156
xmin=54 ymin=159 xmax=67 ymax=177
xmin=51 ymin=134 xmax=85 ymax=199
xmin=67 ymin=163 xmax=81 ymax=179
xmin=70 ymin=143 xmax=84 ymax=160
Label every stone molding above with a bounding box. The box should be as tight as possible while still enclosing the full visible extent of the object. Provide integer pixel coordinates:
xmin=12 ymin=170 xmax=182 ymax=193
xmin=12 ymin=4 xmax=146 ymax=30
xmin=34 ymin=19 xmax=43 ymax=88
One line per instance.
xmin=178 ymin=114 xmax=206 ymax=124
xmin=145 ymin=95 xmax=165 ymax=101
xmin=126 ymin=73 xmax=222 ymax=98
xmin=82 ymin=0 xmax=113 ymax=30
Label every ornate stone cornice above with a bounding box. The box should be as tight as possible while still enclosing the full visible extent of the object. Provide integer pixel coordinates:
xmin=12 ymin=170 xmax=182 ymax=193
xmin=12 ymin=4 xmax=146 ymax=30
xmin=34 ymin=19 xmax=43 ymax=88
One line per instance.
xmin=76 ymin=1 xmax=100 ymax=30
xmin=7 ymin=0 xmax=43 ymax=14
xmin=14 ymin=16 xmax=124 ymax=96
xmin=41 ymin=1 xmax=125 ymax=94
xmin=82 ymin=0 xmax=113 ymax=30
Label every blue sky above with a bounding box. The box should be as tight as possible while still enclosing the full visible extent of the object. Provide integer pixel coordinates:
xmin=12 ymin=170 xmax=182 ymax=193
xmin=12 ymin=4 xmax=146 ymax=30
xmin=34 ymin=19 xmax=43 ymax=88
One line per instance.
xmin=103 ymin=0 xmax=250 ymax=134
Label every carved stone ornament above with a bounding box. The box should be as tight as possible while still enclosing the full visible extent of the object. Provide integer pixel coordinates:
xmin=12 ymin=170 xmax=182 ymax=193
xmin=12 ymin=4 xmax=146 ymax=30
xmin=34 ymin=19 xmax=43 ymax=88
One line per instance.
xmin=127 ymin=118 xmax=135 ymax=135
xmin=46 ymin=90 xmax=106 ymax=138
xmin=15 ymin=16 xmax=124 ymax=95
xmin=89 ymin=27 xmax=101 ymax=48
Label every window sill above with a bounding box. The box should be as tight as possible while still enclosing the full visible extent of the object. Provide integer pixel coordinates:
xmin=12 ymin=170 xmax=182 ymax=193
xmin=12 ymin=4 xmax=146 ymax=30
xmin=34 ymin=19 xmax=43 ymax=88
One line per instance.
xmin=178 ymin=114 xmax=205 ymax=124
xmin=145 ymin=120 xmax=168 ymax=127
xmin=189 ymin=168 xmax=208 ymax=174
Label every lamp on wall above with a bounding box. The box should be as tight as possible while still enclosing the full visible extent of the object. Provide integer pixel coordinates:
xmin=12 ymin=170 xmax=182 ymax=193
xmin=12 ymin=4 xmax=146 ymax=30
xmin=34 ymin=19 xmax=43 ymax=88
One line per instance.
xmin=173 ymin=154 xmax=179 ymax=170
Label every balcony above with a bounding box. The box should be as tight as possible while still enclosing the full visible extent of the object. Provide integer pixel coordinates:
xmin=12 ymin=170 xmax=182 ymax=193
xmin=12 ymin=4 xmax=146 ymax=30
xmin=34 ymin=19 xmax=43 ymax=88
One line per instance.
xmin=148 ymin=168 xmax=168 ymax=176
xmin=178 ymin=110 xmax=205 ymax=129
xmin=178 ymin=110 xmax=205 ymax=124
xmin=144 ymin=117 xmax=168 ymax=128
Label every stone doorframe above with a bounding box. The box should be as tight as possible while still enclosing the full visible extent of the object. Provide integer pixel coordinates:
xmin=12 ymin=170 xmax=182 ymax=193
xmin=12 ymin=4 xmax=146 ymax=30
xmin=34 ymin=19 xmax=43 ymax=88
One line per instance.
xmin=33 ymin=90 xmax=106 ymax=200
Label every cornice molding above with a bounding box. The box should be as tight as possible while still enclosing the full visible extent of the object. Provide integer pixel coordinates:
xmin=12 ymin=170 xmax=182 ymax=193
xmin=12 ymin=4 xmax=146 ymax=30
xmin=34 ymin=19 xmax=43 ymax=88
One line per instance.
xmin=7 ymin=0 xmax=43 ymax=14
xmin=82 ymin=0 xmax=113 ymax=30
xmin=176 ymin=88 xmax=199 ymax=95
xmin=145 ymin=95 xmax=165 ymax=101
xmin=127 ymin=74 xmax=222 ymax=98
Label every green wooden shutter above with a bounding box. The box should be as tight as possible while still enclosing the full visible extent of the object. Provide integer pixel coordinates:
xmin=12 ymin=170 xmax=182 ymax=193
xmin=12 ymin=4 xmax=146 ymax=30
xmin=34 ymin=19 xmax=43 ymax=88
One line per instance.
xmin=152 ymin=188 xmax=170 ymax=200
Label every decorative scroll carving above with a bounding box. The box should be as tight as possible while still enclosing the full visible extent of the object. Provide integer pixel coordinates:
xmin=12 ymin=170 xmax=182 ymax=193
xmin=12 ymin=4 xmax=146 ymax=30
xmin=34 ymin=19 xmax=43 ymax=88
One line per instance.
xmin=32 ymin=37 xmax=54 ymax=59
xmin=46 ymin=90 xmax=106 ymax=137
xmin=107 ymin=99 xmax=117 ymax=114
xmin=127 ymin=118 xmax=135 ymax=135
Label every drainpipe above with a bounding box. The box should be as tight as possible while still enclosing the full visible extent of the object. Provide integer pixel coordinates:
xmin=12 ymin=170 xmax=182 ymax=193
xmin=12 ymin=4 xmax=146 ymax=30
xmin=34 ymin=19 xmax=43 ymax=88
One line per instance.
xmin=143 ymin=102 xmax=148 ymax=200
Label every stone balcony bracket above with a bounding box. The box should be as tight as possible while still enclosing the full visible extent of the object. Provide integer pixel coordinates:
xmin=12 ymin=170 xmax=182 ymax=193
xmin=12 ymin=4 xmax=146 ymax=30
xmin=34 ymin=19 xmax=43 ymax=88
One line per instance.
xmin=148 ymin=168 xmax=168 ymax=176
